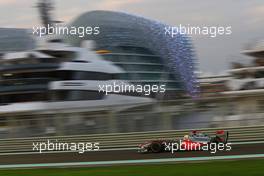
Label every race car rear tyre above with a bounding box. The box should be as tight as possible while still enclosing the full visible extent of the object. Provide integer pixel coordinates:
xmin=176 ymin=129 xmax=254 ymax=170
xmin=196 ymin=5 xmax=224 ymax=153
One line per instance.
xmin=150 ymin=142 xmax=162 ymax=153
xmin=212 ymin=131 xmax=229 ymax=144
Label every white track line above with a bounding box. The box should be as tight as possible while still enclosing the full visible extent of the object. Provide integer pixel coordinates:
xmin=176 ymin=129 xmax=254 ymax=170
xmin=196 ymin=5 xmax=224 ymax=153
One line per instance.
xmin=0 ymin=153 xmax=264 ymax=169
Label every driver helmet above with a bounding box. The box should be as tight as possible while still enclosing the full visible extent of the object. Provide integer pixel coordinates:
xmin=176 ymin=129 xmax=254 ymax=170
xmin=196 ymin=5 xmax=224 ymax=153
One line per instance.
xmin=184 ymin=135 xmax=189 ymax=140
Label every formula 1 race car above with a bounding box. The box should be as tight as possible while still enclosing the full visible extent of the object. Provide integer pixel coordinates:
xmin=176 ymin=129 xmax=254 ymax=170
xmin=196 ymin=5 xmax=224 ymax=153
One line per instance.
xmin=138 ymin=130 xmax=229 ymax=153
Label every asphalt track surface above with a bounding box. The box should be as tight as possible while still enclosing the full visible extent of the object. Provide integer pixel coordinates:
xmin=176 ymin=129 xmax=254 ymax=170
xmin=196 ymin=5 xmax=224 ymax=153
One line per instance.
xmin=0 ymin=143 xmax=263 ymax=165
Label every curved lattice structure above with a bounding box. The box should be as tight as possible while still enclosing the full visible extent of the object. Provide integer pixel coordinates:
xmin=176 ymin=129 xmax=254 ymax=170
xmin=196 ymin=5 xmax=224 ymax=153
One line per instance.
xmin=69 ymin=10 xmax=200 ymax=97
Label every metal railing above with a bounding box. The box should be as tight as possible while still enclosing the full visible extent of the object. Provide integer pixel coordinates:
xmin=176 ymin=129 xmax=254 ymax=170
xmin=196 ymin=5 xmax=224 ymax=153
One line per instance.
xmin=0 ymin=125 xmax=263 ymax=153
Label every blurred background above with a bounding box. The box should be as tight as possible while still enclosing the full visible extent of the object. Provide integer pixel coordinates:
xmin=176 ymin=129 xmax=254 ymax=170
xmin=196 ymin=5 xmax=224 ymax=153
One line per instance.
xmin=0 ymin=0 xmax=263 ymax=139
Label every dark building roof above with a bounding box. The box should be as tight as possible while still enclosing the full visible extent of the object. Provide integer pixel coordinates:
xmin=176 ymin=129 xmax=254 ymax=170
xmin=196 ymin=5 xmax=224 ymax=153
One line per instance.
xmin=0 ymin=28 xmax=35 ymax=53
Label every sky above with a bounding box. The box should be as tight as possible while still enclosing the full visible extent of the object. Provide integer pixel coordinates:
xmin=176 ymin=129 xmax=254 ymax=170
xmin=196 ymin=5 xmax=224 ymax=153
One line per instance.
xmin=0 ymin=0 xmax=263 ymax=73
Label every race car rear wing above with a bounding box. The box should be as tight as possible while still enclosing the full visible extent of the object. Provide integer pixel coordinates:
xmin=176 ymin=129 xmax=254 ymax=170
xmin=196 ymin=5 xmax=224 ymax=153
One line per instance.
xmin=215 ymin=130 xmax=229 ymax=143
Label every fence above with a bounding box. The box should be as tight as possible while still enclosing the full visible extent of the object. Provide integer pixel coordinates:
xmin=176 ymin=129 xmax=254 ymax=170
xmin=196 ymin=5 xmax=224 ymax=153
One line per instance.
xmin=0 ymin=125 xmax=263 ymax=153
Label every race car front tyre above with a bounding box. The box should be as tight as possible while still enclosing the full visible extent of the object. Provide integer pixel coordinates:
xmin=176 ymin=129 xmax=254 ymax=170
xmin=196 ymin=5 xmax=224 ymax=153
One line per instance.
xmin=150 ymin=142 xmax=162 ymax=153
